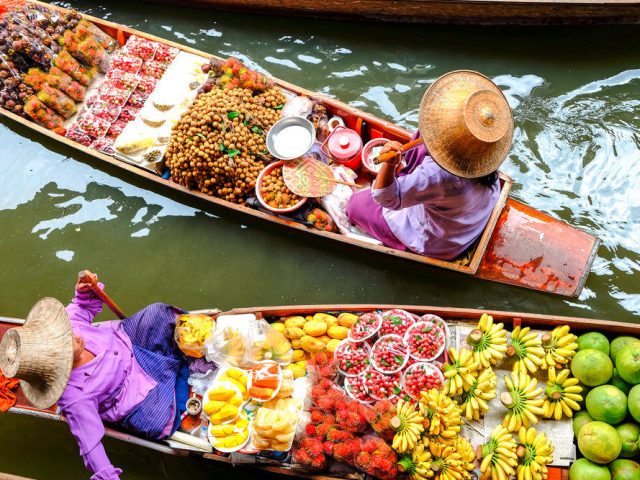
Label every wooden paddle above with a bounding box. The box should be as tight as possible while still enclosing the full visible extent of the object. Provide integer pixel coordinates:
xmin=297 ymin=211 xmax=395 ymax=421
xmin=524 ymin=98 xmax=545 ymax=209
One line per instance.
xmin=78 ymin=270 xmax=127 ymax=319
xmin=373 ymin=138 xmax=423 ymax=165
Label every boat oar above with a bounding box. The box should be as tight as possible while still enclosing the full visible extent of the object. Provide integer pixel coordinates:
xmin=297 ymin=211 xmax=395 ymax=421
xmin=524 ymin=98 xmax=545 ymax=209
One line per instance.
xmin=77 ymin=270 xmax=127 ymax=320
xmin=373 ymin=138 xmax=423 ymax=165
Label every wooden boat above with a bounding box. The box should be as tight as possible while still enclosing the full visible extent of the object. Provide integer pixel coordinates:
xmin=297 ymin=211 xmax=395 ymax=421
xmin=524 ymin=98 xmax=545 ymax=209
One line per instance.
xmin=141 ymin=0 xmax=640 ymax=25
xmin=0 ymin=1 xmax=601 ymax=297
xmin=1 ymin=304 xmax=634 ymax=479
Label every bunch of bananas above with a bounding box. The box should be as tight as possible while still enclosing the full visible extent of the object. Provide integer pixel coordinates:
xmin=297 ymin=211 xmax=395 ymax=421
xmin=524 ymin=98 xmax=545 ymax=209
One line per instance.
xmin=543 ymin=367 xmax=582 ymax=420
xmin=478 ymin=425 xmax=518 ymax=480
xmin=507 ymin=326 xmax=545 ymax=375
xmin=540 ymin=325 xmax=578 ymax=370
xmin=516 ymin=427 xmax=554 ymax=480
xmin=391 ymin=399 xmax=426 ymax=453
xmin=501 ymin=371 xmax=545 ymax=432
xmin=460 ymin=367 xmax=497 ymax=421
xmin=466 ymin=314 xmax=508 ymax=369
xmin=456 ymin=437 xmax=476 ymax=474
xmin=443 ymin=347 xmax=479 ymax=396
xmin=396 ymin=442 xmax=433 ymax=480
xmin=419 ymin=389 xmax=463 ymax=444
xmin=428 ymin=441 xmax=473 ymax=480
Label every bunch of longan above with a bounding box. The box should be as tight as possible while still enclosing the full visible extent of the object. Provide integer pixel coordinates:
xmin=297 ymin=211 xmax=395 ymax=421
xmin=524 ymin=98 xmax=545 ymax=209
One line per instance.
xmin=165 ymin=86 xmax=287 ymax=204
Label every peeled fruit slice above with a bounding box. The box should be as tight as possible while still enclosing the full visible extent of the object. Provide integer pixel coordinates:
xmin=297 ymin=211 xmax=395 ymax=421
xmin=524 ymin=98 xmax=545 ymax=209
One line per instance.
xmin=578 ymin=421 xmax=622 ymax=464
xmin=578 ymin=332 xmax=610 ymax=355
xmin=571 ymin=349 xmax=613 ymax=387
xmin=570 ymin=458 xmax=611 ymax=480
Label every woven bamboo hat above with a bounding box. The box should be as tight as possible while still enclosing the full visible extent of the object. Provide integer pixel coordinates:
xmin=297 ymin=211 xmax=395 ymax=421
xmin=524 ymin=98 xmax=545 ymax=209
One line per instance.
xmin=0 ymin=298 xmax=73 ymax=409
xmin=418 ymin=70 xmax=514 ymax=178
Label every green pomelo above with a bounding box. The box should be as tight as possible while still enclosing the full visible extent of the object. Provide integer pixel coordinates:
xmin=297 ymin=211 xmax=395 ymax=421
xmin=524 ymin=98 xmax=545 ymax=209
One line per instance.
xmin=586 ymin=385 xmax=628 ymax=425
xmin=609 ymin=459 xmax=640 ymax=480
xmin=578 ymin=421 xmax=622 ymax=464
xmin=574 ymin=411 xmax=594 ymax=437
xmin=628 ymin=385 xmax=640 ymax=423
xmin=578 ymin=332 xmax=610 ymax=355
xmin=570 ymin=458 xmax=611 ymax=480
xmin=611 ymin=337 xmax=640 ymax=364
xmin=572 ymin=349 xmax=614 ymax=387
xmin=616 ymin=345 xmax=640 ymax=385
xmin=616 ymin=423 xmax=640 ymax=458
xmin=612 ymin=369 xmax=632 ymax=395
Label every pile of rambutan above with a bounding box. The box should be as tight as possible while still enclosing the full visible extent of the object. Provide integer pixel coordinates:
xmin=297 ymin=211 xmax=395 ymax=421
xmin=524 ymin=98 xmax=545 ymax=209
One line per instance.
xmin=292 ymin=347 xmax=398 ymax=479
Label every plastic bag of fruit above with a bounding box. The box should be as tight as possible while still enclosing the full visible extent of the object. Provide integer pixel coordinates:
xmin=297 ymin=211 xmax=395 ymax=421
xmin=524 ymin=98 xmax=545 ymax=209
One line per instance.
xmin=23 ymin=95 xmax=64 ymax=130
xmin=174 ymin=312 xmax=217 ymax=358
xmin=249 ymin=319 xmax=293 ymax=365
xmin=205 ymin=323 xmax=252 ymax=367
xmin=36 ymin=84 xmax=76 ymax=119
xmin=53 ymin=49 xmax=97 ymax=86
xmin=78 ymin=19 xmax=117 ymax=53
xmin=47 ymin=66 xmax=86 ymax=102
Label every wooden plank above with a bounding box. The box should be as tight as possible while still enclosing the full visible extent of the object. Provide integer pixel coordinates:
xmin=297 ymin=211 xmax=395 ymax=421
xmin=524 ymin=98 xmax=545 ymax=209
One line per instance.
xmin=137 ymin=0 xmax=640 ymax=25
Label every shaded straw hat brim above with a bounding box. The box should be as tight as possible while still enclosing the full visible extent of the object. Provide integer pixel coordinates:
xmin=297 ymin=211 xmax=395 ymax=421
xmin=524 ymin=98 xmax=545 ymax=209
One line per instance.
xmin=419 ymin=70 xmax=514 ymax=179
xmin=0 ymin=298 xmax=73 ymax=409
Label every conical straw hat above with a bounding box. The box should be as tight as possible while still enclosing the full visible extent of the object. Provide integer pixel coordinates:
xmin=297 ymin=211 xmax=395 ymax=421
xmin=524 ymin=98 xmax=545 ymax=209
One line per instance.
xmin=0 ymin=298 xmax=73 ymax=409
xmin=418 ymin=70 xmax=514 ymax=178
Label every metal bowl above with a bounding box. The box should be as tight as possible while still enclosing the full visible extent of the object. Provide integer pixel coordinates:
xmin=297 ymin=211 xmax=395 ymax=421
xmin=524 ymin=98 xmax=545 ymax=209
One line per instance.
xmin=266 ymin=116 xmax=316 ymax=160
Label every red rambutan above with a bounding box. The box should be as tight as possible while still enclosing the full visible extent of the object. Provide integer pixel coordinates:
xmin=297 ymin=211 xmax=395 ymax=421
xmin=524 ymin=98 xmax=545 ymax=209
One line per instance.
xmin=310 ymin=409 xmax=324 ymax=423
xmin=305 ymin=437 xmax=325 ymax=458
xmin=326 ymin=429 xmax=353 ymax=443
xmin=323 ymin=441 xmax=334 ymax=456
xmin=305 ymin=424 xmax=317 ymax=437
xmin=319 ymin=378 xmax=334 ymax=390
xmin=316 ymin=422 xmax=334 ymax=439
xmin=311 ymin=455 xmax=327 ymax=470
xmin=355 ymin=451 xmax=372 ymax=470
xmin=316 ymin=396 xmax=335 ymax=411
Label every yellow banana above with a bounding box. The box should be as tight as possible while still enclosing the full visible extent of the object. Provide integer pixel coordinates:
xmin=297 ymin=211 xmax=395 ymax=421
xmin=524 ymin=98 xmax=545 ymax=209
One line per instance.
xmin=466 ymin=314 xmax=508 ymax=369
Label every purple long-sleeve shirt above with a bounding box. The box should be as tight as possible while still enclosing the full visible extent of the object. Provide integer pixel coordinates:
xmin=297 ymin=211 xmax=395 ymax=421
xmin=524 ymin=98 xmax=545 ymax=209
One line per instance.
xmin=59 ymin=288 xmax=158 ymax=480
xmin=371 ymin=134 xmax=500 ymax=260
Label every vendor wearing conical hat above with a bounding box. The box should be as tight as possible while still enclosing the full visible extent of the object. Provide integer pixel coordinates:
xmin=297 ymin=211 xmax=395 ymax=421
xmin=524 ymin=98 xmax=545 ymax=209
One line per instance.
xmin=0 ymin=273 xmax=192 ymax=480
xmin=347 ymin=71 xmax=514 ymax=260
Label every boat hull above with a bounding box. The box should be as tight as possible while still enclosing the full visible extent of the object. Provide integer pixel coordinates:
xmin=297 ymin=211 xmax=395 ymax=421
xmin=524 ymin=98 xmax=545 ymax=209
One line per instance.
xmin=0 ymin=2 xmax=601 ymax=297
xmin=0 ymin=304 xmax=631 ymax=478
xmin=140 ymin=0 xmax=640 ymax=25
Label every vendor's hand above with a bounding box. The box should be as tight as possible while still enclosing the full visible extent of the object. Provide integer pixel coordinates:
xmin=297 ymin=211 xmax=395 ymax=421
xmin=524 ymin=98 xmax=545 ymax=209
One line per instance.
xmin=76 ymin=270 xmax=98 ymax=293
xmin=379 ymin=141 xmax=403 ymax=167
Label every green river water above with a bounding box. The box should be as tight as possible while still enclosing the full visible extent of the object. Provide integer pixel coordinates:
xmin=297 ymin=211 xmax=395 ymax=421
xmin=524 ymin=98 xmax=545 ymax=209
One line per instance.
xmin=0 ymin=1 xmax=639 ymax=478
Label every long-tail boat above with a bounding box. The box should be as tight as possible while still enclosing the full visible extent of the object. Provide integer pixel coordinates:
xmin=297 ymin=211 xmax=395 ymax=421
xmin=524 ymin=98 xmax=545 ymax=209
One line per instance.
xmin=0 ymin=1 xmax=601 ymax=297
xmin=0 ymin=304 xmax=632 ymax=479
xmin=141 ymin=0 xmax=640 ymax=25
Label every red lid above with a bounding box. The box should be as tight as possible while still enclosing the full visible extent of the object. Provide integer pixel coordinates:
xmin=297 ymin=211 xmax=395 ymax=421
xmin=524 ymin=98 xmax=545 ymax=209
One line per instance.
xmin=326 ymin=127 xmax=362 ymax=160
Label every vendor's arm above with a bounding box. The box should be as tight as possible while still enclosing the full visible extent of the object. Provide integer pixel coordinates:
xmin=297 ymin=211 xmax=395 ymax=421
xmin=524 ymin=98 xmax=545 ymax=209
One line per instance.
xmin=372 ymin=143 xmax=440 ymax=211
xmin=66 ymin=272 xmax=104 ymax=324
xmin=62 ymin=396 xmax=122 ymax=480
